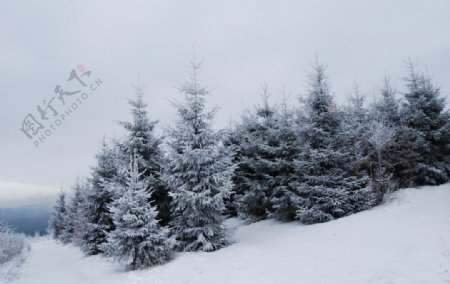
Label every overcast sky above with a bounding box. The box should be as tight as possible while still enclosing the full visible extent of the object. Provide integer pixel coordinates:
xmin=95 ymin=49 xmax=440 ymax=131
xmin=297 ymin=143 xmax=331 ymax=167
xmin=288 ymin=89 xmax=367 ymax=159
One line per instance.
xmin=1 ymin=0 xmax=449 ymax=206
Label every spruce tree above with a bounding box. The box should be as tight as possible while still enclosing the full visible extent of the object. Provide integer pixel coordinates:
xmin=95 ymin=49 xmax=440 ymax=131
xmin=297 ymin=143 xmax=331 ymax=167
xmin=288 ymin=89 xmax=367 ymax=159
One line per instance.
xmin=368 ymin=78 xmax=401 ymax=176
xmin=367 ymin=77 xmax=419 ymax=190
xmin=61 ymin=178 xmax=89 ymax=245
xmin=82 ymin=140 xmax=119 ymax=255
xmin=227 ymin=88 xmax=300 ymax=222
xmin=389 ymin=127 xmax=422 ymax=187
xmin=341 ymin=84 xmax=370 ymax=159
xmin=293 ymin=61 xmax=371 ymax=224
xmin=234 ymin=89 xmax=279 ymax=221
xmin=227 ymin=87 xmax=300 ymax=222
xmin=103 ymin=158 xmax=174 ymax=270
xmin=50 ymin=191 xmax=68 ymax=241
xmin=222 ymin=127 xmax=245 ymax=217
xmin=371 ymin=77 xmax=401 ymax=126
xmin=268 ymin=99 xmax=301 ymax=221
xmin=363 ymin=78 xmax=402 ymax=201
xmin=267 ymin=94 xmax=300 ymax=221
xmin=119 ymin=83 xmax=171 ymax=226
xmin=366 ymin=119 xmax=397 ymax=203
xmin=163 ymin=61 xmax=233 ymax=252
xmin=400 ymin=61 xmax=450 ymax=185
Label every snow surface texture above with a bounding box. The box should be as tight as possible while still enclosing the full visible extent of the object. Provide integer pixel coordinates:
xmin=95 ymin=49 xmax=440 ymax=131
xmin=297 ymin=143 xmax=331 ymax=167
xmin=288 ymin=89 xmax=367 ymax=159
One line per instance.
xmin=7 ymin=185 xmax=450 ymax=284
xmin=0 ymin=237 xmax=29 ymax=283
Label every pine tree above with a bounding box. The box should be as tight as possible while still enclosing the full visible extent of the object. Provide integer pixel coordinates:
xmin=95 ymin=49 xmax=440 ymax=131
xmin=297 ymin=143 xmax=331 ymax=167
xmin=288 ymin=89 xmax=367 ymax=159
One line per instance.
xmin=82 ymin=140 xmax=120 ymax=255
xmin=119 ymin=83 xmax=171 ymax=226
xmin=371 ymin=76 xmax=401 ymax=126
xmin=367 ymin=76 xmax=417 ymax=191
xmin=50 ymin=191 xmax=68 ymax=241
xmin=163 ymin=61 xmax=233 ymax=252
xmin=356 ymin=77 xmax=402 ymax=201
xmin=222 ymin=127 xmax=244 ymax=217
xmin=342 ymin=84 xmax=370 ymax=158
xmin=366 ymin=119 xmax=397 ymax=203
xmin=233 ymin=88 xmax=279 ymax=221
xmin=400 ymin=61 xmax=450 ymax=185
xmin=341 ymin=84 xmax=373 ymax=191
xmin=293 ymin=61 xmax=371 ymax=224
xmin=226 ymin=86 xmax=299 ymax=222
xmin=389 ymin=127 xmax=422 ymax=187
xmin=268 ymin=96 xmax=301 ymax=221
xmin=61 ymin=178 xmax=89 ymax=245
xmin=103 ymin=158 xmax=174 ymax=270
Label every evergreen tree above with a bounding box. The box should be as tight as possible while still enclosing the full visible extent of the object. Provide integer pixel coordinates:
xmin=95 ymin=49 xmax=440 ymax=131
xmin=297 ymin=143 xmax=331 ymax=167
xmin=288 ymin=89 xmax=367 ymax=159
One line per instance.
xmin=233 ymin=88 xmax=279 ymax=221
xmin=363 ymin=78 xmax=402 ymax=201
xmin=227 ymin=87 xmax=300 ymax=222
xmin=82 ymin=140 xmax=120 ymax=255
xmin=367 ymin=77 xmax=419 ymax=191
xmin=268 ymin=96 xmax=301 ymax=221
xmin=103 ymin=158 xmax=174 ymax=270
xmin=340 ymin=82 xmax=399 ymax=204
xmin=388 ymin=127 xmax=422 ymax=187
xmin=222 ymin=127 xmax=245 ymax=217
xmin=61 ymin=178 xmax=89 ymax=245
xmin=119 ymin=83 xmax=171 ymax=226
xmin=293 ymin=61 xmax=371 ymax=224
xmin=400 ymin=61 xmax=450 ymax=185
xmin=163 ymin=61 xmax=233 ymax=252
xmin=342 ymin=84 xmax=370 ymax=158
xmin=371 ymin=76 xmax=401 ymax=126
xmin=50 ymin=191 xmax=68 ymax=241
xmin=341 ymin=84 xmax=372 ymax=188
xmin=366 ymin=119 xmax=397 ymax=203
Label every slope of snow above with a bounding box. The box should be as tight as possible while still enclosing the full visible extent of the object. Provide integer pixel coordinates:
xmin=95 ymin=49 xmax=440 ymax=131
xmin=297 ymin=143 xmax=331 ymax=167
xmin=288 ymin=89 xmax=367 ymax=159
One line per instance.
xmin=8 ymin=185 xmax=450 ymax=284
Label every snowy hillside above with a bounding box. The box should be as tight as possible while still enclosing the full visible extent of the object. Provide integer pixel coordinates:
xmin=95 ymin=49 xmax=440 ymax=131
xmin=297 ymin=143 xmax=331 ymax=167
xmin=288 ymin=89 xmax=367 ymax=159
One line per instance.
xmin=9 ymin=185 xmax=450 ymax=284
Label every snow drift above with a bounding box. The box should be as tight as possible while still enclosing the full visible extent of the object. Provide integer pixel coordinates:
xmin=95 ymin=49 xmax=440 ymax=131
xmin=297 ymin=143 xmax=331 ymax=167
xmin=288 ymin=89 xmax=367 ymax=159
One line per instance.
xmin=9 ymin=185 xmax=450 ymax=284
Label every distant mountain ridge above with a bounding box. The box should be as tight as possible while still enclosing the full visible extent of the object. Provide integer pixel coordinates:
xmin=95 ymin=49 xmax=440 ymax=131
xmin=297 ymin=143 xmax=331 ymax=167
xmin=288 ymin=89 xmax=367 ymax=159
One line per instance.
xmin=0 ymin=203 xmax=53 ymax=236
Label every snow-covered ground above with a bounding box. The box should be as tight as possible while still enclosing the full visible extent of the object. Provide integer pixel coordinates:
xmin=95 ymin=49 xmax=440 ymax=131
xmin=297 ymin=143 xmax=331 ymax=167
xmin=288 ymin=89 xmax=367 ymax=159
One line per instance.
xmin=0 ymin=241 xmax=28 ymax=283
xmin=6 ymin=185 xmax=450 ymax=284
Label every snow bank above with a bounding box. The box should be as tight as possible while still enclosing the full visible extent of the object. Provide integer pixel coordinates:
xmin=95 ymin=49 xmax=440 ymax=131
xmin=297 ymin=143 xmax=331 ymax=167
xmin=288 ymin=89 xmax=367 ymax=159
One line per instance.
xmin=0 ymin=230 xmax=29 ymax=283
xmin=10 ymin=185 xmax=450 ymax=284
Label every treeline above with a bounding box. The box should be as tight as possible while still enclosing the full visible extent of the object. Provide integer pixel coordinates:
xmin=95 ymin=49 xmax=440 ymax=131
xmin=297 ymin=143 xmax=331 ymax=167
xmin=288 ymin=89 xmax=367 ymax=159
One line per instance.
xmin=49 ymin=59 xmax=450 ymax=270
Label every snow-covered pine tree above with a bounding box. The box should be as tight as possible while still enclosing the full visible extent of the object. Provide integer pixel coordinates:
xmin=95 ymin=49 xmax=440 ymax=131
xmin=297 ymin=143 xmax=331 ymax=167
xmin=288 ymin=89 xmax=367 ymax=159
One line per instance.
xmin=388 ymin=127 xmax=422 ymax=187
xmin=103 ymin=157 xmax=174 ymax=270
xmin=366 ymin=119 xmax=397 ymax=203
xmin=368 ymin=78 xmax=401 ymax=174
xmin=119 ymin=83 xmax=171 ymax=226
xmin=340 ymin=84 xmax=372 ymax=190
xmin=61 ymin=178 xmax=89 ymax=245
xmin=371 ymin=76 xmax=401 ymax=126
xmin=227 ymin=87 xmax=300 ymax=222
xmin=266 ymin=93 xmax=301 ymax=221
xmin=363 ymin=78 xmax=402 ymax=201
xmin=163 ymin=60 xmax=233 ymax=252
xmin=400 ymin=61 xmax=450 ymax=185
xmin=233 ymin=88 xmax=279 ymax=221
xmin=293 ymin=60 xmax=371 ymax=224
xmin=49 ymin=191 xmax=68 ymax=241
xmin=340 ymin=82 xmax=398 ymax=204
xmin=341 ymin=84 xmax=370 ymax=157
xmin=366 ymin=76 xmax=420 ymax=189
xmin=222 ymin=126 xmax=245 ymax=217
xmin=82 ymin=140 xmax=120 ymax=255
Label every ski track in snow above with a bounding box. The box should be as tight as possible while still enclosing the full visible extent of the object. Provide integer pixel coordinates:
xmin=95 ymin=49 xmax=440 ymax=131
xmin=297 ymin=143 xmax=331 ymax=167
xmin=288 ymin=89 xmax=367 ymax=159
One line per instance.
xmin=6 ymin=185 xmax=450 ymax=284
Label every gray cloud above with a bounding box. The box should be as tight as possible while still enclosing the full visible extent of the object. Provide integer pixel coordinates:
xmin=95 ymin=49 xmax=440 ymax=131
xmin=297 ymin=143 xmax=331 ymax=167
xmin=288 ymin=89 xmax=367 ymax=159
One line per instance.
xmin=0 ymin=181 xmax=59 ymax=207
